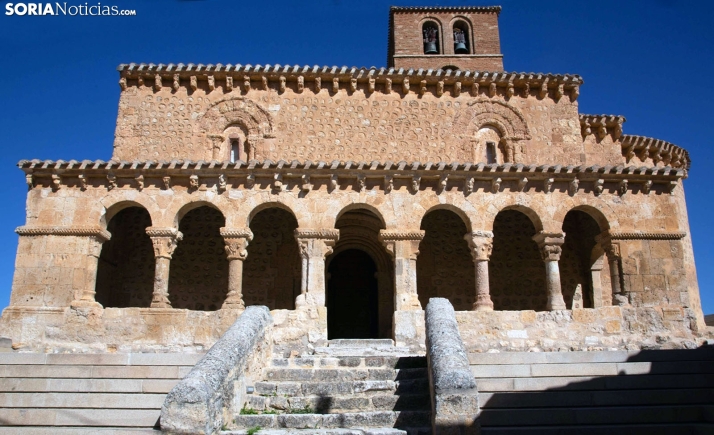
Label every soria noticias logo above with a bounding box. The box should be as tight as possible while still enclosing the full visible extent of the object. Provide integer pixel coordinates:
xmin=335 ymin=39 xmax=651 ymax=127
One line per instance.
xmin=5 ymin=2 xmax=136 ymax=16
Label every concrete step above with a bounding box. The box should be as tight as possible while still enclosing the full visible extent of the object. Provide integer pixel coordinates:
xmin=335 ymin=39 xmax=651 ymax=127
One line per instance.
xmin=246 ymin=392 xmax=431 ymax=413
xmin=0 ymin=364 xmax=192 ymax=379
xmin=0 ymin=352 xmax=203 ymax=366
xmin=476 ymin=374 xmax=714 ymax=392
xmin=255 ymin=378 xmax=429 ymax=397
xmin=270 ymin=356 xmax=427 ymax=370
xmin=0 ymin=377 xmax=178 ymax=393
xmin=263 ymin=368 xmax=426 ymax=383
xmin=479 ymin=388 xmax=714 ymax=408
xmin=480 ymin=424 xmax=714 ymax=435
xmin=479 ymin=404 xmax=714 ymax=426
xmin=469 ymin=349 xmax=714 ymax=365
xmin=471 ymin=361 xmax=714 ymax=378
xmin=0 ymin=392 xmax=166 ymax=408
xmin=0 ymin=408 xmax=161 ymax=427
xmin=232 ymin=411 xmax=431 ymax=430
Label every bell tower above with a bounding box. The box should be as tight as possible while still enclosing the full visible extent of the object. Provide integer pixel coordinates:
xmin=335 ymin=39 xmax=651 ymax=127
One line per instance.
xmin=388 ymin=6 xmax=504 ymax=71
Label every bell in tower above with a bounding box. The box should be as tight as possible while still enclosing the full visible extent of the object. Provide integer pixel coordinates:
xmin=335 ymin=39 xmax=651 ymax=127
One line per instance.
xmin=423 ymin=25 xmax=439 ymax=54
xmin=454 ymin=27 xmax=469 ymax=54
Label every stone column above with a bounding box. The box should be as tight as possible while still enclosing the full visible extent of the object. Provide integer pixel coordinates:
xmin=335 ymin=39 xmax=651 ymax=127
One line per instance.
xmin=595 ymin=232 xmax=628 ymax=307
xmin=220 ymin=228 xmax=253 ymax=310
xmin=146 ymin=227 xmax=183 ymax=309
xmin=533 ymin=232 xmax=567 ymax=311
xmin=378 ymin=230 xmax=425 ymax=311
xmin=71 ymin=229 xmax=112 ymax=309
xmin=294 ymin=229 xmax=340 ymax=307
xmin=464 ymin=231 xmax=494 ymax=311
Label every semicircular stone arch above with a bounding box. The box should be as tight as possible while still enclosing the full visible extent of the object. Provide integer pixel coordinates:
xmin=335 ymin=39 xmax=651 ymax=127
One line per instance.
xmin=98 ymin=192 xmax=161 ymax=230
xmin=454 ymin=99 xmax=531 ymax=141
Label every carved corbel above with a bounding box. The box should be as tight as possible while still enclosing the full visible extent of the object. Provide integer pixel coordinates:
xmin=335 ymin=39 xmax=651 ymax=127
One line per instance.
xmin=135 ymin=175 xmax=144 ymax=191
xmin=262 ymin=76 xmax=268 ymax=91
xmin=438 ymin=174 xmax=448 ymax=194
xmin=329 ymin=174 xmax=338 ymax=192
xmin=385 ymin=78 xmax=392 ymax=94
xmin=208 ymin=75 xmax=216 ymax=91
xmin=643 ymin=180 xmax=652 ymax=194
xmin=350 ymin=78 xmax=357 ymax=93
xmin=523 ymin=82 xmax=530 ymax=98
xmin=279 ymin=76 xmax=286 ymax=93
xmin=190 ymin=76 xmax=198 ymax=91
xmin=597 ymin=124 xmax=607 ymax=140
xmin=618 ymin=179 xmax=628 ymax=196
xmin=357 ymin=174 xmax=366 ymax=192
xmin=539 ymin=79 xmax=548 ymax=99
xmin=314 ymin=77 xmax=321 ymax=93
xmin=106 ymin=173 xmax=116 ymax=191
xmin=453 ymin=81 xmax=461 ymax=97
xmin=543 ymin=177 xmax=554 ymax=193
xmin=384 ymin=175 xmax=393 ymax=193
xmin=245 ymin=173 xmax=255 ymax=189
xmin=297 ymin=76 xmax=304 ymax=93
xmin=78 ymin=174 xmax=87 ymax=191
xmin=464 ymin=176 xmax=474 ymax=195
xmin=569 ymin=178 xmax=579 ymax=195
xmin=218 ymin=174 xmax=227 ymax=192
xmin=163 ymin=176 xmax=171 ymax=190
xmin=172 ymin=74 xmax=180 ymax=91
xmin=403 ymin=77 xmax=410 ymax=94
xmin=119 ymin=77 xmax=127 ymax=90
xmin=411 ymin=175 xmax=421 ymax=193
xmin=581 ymin=121 xmax=592 ymax=139
xmin=555 ymin=83 xmax=564 ymax=100
xmin=137 ymin=75 xmax=144 ymax=87
xmin=668 ymin=180 xmax=678 ymax=195
xmin=51 ymin=174 xmax=61 ymax=191
xmin=570 ymin=85 xmax=580 ymax=102
xmin=226 ymin=76 xmax=233 ymax=91
xmin=333 ymin=77 xmax=340 ymax=93
xmin=491 ymin=177 xmax=501 ymax=193
xmin=594 ymin=179 xmax=604 ymax=196
xmin=514 ymin=176 xmax=528 ymax=192
xmin=243 ymin=75 xmax=251 ymax=92
xmin=488 ymin=82 xmax=497 ymax=97
xmin=419 ymin=80 xmax=427 ymax=96
xmin=301 ymin=174 xmax=312 ymax=193
xmin=436 ymin=81 xmax=444 ymax=97
xmin=506 ymin=82 xmax=514 ymax=98
xmin=368 ymin=77 xmax=375 ymax=94
xmin=471 ymin=82 xmax=479 ymax=96
xmin=154 ymin=74 xmax=162 ymax=91
xmin=189 ymin=174 xmax=199 ymax=191
xmin=272 ymin=173 xmax=283 ymax=192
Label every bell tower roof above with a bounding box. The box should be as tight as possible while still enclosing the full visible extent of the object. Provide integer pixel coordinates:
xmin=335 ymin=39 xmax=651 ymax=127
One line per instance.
xmin=388 ymin=5 xmax=504 ymax=72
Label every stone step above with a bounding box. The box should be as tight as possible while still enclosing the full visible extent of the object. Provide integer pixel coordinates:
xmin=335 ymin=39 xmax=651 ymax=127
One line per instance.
xmin=233 ymin=411 xmax=431 ymax=430
xmin=471 ymin=361 xmax=714 ymax=378
xmin=0 ymin=352 xmax=203 ymax=366
xmin=255 ymin=378 xmax=429 ymax=397
xmin=480 ymin=424 xmax=714 ymax=435
xmin=328 ymin=339 xmax=397 ymax=348
xmin=222 ymin=428 xmax=413 ymax=435
xmin=270 ymin=356 xmax=427 ymax=370
xmin=479 ymin=404 xmax=714 ymax=427
xmin=0 ymin=377 xmax=179 ymax=393
xmin=0 ymin=428 xmax=160 ymax=434
xmin=479 ymin=388 xmax=714 ymax=408
xmin=0 ymin=408 xmax=160 ymax=427
xmin=263 ymin=368 xmax=426 ymax=383
xmin=476 ymin=374 xmax=714 ymax=392
xmin=0 ymin=392 xmax=166 ymax=409
xmin=0 ymin=364 xmax=192 ymax=379
xmin=469 ymin=348 xmax=714 ymax=365
xmin=246 ymin=392 xmax=431 ymax=413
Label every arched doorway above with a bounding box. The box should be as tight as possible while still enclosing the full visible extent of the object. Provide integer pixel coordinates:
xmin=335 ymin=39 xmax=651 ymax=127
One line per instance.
xmin=560 ymin=210 xmax=604 ymax=309
xmin=327 ymin=249 xmax=379 ymax=339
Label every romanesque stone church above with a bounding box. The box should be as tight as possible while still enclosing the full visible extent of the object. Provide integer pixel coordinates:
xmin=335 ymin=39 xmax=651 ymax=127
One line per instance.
xmin=1 ymin=6 xmax=711 ymax=434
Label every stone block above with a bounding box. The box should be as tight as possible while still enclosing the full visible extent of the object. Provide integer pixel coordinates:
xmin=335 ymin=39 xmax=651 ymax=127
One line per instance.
xmin=605 ymin=320 xmax=622 ymax=334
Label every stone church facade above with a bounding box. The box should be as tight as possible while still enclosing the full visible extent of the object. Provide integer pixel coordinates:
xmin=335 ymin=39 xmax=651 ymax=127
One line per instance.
xmin=0 ymin=6 xmax=706 ymax=353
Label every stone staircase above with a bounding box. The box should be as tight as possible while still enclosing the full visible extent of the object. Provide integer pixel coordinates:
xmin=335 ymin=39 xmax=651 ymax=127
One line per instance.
xmin=225 ymin=339 xmax=431 ymax=435
xmin=0 ymin=352 xmax=203 ymax=434
xmin=472 ymin=348 xmax=714 ymax=434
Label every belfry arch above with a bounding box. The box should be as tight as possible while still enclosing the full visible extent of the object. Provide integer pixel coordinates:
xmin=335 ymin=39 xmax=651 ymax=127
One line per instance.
xmin=326 ymin=208 xmax=393 ymax=339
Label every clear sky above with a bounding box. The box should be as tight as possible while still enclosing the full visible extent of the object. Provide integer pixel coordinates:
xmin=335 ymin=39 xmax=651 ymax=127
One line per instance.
xmin=0 ymin=0 xmax=712 ymax=314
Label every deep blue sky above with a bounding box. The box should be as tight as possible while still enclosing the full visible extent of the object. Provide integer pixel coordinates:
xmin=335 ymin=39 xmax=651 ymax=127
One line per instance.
xmin=0 ymin=0 xmax=712 ymax=314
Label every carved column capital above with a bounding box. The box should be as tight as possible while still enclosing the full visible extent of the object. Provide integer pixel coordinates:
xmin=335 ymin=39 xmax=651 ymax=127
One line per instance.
xmin=464 ymin=231 xmax=494 ymax=262
xmin=221 ymin=228 xmax=253 ymax=261
xmin=146 ymin=227 xmax=183 ymax=259
xmin=378 ymin=230 xmax=425 ymax=260
xmin=595 ymin=232 xmax=621 ymax=260
xmin=294 ymin=229 xmax=340 ymax=259
xmin=532 ymin=231 xmax=565 ymax=262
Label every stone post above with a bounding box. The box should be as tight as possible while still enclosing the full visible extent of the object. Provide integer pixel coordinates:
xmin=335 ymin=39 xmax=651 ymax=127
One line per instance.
xmin=70 ymin=229 xmax=112 ymax=309
xmin=294 ymin=229 xmax=340 ymax=307
xmin=464 ymin=230 xmax=494 ymax=311
xmin=220 ymin=228 xmax=253 ymax=310
xmin=533 ymin=232 xmax=567 ymax=311
xmin=378 ymin=230 xmax=425 ymax=311
xmin=146 ymin=227 xmax=183 ymax=309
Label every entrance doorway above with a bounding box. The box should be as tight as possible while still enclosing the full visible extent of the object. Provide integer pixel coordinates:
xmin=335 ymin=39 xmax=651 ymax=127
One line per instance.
xmin=327 ymin=249 xmax=379 ymax=339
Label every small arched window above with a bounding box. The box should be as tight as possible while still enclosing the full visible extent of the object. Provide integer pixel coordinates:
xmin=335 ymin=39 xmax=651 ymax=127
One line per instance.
xmin=453 ymin=21 xmax=471 ymax=54
xmin=230 ymin=138 xmax=240 ymax=163
xmin=422 ymin=22 xmax=440 ymax=54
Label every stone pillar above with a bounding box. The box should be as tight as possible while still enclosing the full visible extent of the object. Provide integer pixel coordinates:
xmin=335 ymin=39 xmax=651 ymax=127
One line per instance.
xmin=378 ymin=230 xmax=425 ymax=311
xmin=595 ymin=232 xmax=628 ymax=307
xmin=294 ymin=229 xmax=340 ymax=307
xmin=533 ymin=232 xmax=567 ymax=311
xmin=71 ymin=229 xmax=112 ymax=309
xmin=220 ymin=228 xmax=253 ymax=310
xmin=464 ymin=231 xmax=494 ymax=311
xmin=146 ymin=227 xmax=183 ymax=308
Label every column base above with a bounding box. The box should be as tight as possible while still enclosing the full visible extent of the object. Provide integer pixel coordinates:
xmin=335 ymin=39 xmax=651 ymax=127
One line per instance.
xmin=222 ymin=300 xmax=245 ymax=310
xmin=70 ymin=299 xmax=102 ymax=309
xmin=547 ymin=299 xmax=567 ymax=311
xmin=613 ymin=294 xmax=630 ymax=307
xmin=473 ymin=297 xmax=494 ymax=311
xmin=150 ymin=295 xmax=172 ymax=309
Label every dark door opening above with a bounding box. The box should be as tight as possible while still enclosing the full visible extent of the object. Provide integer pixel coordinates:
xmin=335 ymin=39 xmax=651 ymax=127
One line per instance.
xmin=327 ymin=249 xmax=379 ymax=339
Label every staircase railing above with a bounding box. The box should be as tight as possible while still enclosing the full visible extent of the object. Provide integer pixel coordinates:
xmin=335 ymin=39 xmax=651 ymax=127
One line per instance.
xmin=161 ymin=306 xmax=273 ymax=434
xmin=425 ymin=298 xmax=481 ymax=434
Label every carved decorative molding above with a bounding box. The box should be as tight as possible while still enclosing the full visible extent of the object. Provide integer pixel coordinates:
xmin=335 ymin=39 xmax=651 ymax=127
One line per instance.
xmin=579 ymin=114 xmax=626 ymax=141
xmin=378 ymin=230 xmax=425 ymax=241
xmin=219 ymin=227 xmax=254 ymax=240
xmin=15 ymin=226 xmax=111 ymax=242
xmin=145 ymin=227 xmax=181 ymax=238
xmin=293 ymin=228 xmax=340 ymax=240
xmin=599 ymin=230 xmax=686 ymax=241
xmin=621 ymin=134 xmax=690 ymax=170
